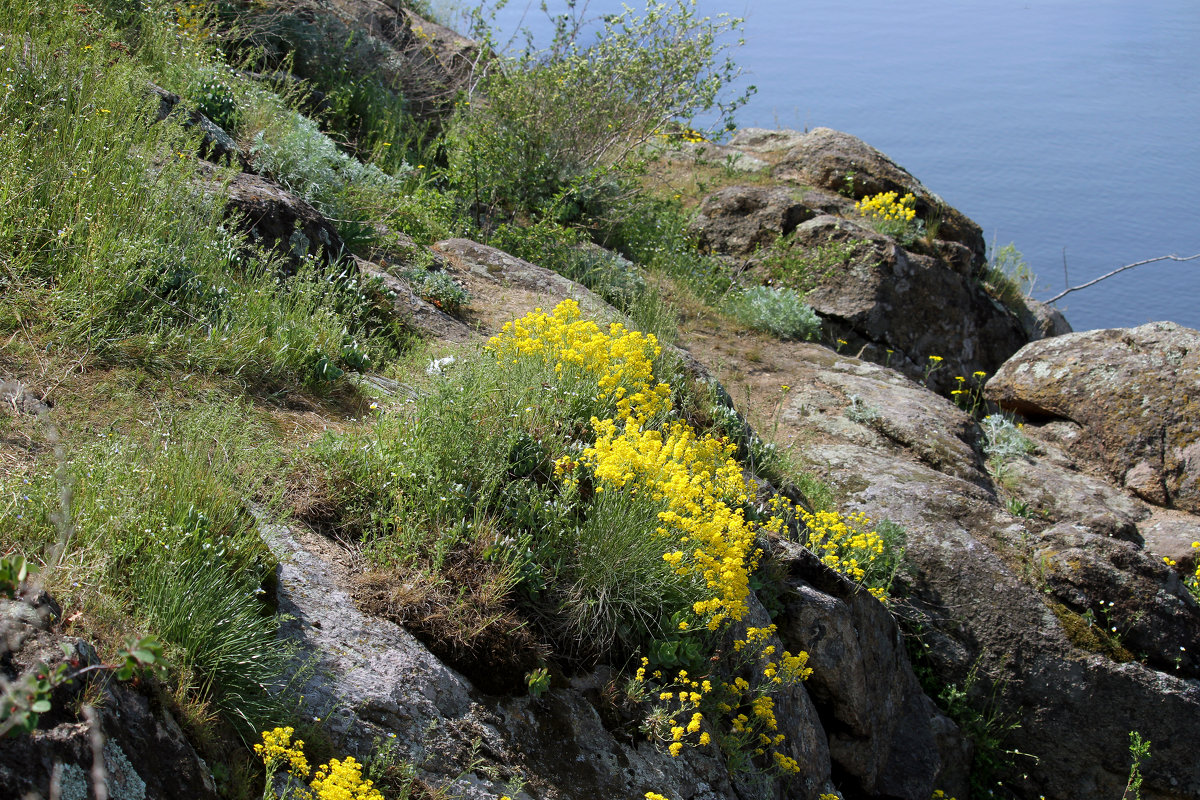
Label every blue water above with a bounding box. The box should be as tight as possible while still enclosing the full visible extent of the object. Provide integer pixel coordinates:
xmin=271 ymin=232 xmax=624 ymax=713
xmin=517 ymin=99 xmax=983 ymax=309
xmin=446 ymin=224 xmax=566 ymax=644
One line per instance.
xmin=466 ymin=0 xmax=1200 ymax=332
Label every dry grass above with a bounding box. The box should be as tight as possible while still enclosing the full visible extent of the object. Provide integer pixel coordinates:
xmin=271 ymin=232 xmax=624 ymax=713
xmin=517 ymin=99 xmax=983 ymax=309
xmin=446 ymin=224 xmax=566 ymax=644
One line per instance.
xmin=353 ymin=540 xmax=549 ymax=695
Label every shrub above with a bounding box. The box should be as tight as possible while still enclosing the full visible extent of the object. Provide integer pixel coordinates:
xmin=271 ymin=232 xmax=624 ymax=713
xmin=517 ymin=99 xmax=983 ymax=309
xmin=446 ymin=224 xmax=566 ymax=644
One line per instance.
xmin=724 ymin=286 xmax=820 ymax=340
xmin=399 ymin=264 xmax=472 ymax=313
xmin=983 ymin=242 xmax=1036 ymax=309
xmin=981 ymin=413 xmax=1036 ymax=468
xmin=250 ymin=111 xmax=402 ymax=225
xmin=447 ymin=0 xmax=748 ymax=215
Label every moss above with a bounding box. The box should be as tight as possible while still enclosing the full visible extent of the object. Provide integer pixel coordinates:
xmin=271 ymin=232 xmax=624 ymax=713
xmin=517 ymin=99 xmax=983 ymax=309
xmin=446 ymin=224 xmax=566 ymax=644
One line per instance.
xmin=1049 ymin=602 xmax=1134 ymax=663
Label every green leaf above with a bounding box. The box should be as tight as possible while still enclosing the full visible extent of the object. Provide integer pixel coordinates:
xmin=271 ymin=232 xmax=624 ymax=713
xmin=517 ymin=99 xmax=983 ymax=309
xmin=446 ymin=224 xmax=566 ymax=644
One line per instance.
xmin=30 ymin=700 xmax=52 ymax=714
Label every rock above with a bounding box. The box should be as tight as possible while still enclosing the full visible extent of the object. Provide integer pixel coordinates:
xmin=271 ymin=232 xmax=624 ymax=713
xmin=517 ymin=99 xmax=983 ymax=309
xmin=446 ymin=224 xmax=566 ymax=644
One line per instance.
xmin=195 ymin=161 xmax=345 ymax=270
xmin=689 ymin=186 xmax=817 ymax=256
xmin=994 ymin=452 xmax=1149 ymax=541
xmin=0 ymin=379 xmax=51 ymax=416
xmin=771 ymin=540 xmax=970 ymax=800
xmin=432 ymin=239 xmax=618 ymax=336
xmin=789 ymin=216 xmax=1029 ymax=393
xmin=683 ymin=326 xmax=1200 ymax=800
xmin=772 ymin=345 xmax=988 ymax=486
xmin=728 ymin=128 xmax=808 ymax=154
xmin=148 ymin=82 xmax=245 ymax=168
xmin=987 ymin=322 xmax=1200 ymax=513
xmin=1137 ymin=508 xmax=1200 ymax=569
xmin=772 ymin=128 xmax=985 ymax=262
xmin=808 ymin=440 xmax=1200 ymax=800
xmin=1032 ymin=523 xmax=1200 ymax=678
xmin=0 ymin=627 xmax=217 ymax=800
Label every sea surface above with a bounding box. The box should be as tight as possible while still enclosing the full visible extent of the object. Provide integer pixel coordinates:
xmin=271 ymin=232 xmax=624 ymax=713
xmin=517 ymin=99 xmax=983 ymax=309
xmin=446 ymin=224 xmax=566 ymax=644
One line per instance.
xmin=454 ymin=0 xmax=1200 ymax=332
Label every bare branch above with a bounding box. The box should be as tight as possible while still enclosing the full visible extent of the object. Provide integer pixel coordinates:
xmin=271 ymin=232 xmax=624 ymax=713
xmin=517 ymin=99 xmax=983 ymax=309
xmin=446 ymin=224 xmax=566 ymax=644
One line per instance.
xmin=1045 ymin=253 xmax=1200 ymax=304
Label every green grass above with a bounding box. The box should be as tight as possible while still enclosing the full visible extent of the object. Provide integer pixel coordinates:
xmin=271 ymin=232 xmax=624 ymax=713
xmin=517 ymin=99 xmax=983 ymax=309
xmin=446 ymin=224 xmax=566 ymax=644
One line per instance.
xmin=0 ymin=398 xmax=288 ymax=738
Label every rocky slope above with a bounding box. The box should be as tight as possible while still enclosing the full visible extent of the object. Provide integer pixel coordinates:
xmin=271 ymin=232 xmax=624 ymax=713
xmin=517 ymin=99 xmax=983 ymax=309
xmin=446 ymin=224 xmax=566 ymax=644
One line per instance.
xmin=2 ymin=2 xmax=1198 ymax=799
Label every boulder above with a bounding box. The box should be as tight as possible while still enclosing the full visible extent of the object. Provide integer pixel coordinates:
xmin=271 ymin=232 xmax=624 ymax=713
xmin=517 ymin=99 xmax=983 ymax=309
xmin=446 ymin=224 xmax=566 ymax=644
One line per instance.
xmin=148 ymin=82 xmax=245 ymax=168
xmin=772 ymin=128 xmax=985 ymax=262
xmin=728 ymin=128 xmax=808 ymax=154
xmin=196 ymin=161 xmax=345 ymax=270
xmin=987 ymin=322 xmax=1200 ymax=513
xmin=688 ymin=186 xmax=817 ymax=256
xmin=0 ymin=625 xmax=218 ymax=800
xmin=432 ymin=239 xmax=618 ymax=336
xmin=789 ymin=216 xmax=1029 ymax=394
xmin=771 ymin=541 xmax=971 ymax=800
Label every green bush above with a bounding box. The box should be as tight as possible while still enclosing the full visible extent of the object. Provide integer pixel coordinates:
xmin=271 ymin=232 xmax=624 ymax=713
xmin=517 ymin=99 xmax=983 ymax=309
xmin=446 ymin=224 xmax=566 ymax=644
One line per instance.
xmin=724 ymin=286 xmax=820 ymax=340
xmin=0 ymin=0 xmax=406 ymax=388
xmin=399 ymin=264 xmax=472 ymax=313
xmin=447 ymin=0 xmax=748 ymax=215
xmin=983 ymin=242 xmax=1036 ymax=310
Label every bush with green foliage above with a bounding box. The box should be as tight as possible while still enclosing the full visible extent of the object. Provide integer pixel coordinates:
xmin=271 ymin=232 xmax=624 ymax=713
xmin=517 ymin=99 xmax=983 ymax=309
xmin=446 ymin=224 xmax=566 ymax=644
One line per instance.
xmin=0 ymin=0 xmax=408 ymax=388
xmin=447 ymin=0 xmax=748 ymax=216
xmin=724 ymin=286 xmax=820 ymax=340
xmin=983 ymin=242 xmax=1036 ymax=310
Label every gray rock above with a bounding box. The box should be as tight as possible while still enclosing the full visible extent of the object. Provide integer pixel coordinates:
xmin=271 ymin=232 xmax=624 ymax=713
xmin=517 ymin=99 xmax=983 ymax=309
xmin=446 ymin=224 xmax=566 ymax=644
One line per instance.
xmin=0 ymin=379 xmax=50 ymax=416
xmin=195 ymin=161 xmax=345 ymax=270
xmin=356 ymin=256 xmax=478 ymax=344
xmin=772 ymin=128 xmax=985 ymax=262
xmin=790 ymin=216 xmax=1029 ymax=394
xmin=987 ymin=321 xmax=1200 ymax=512
xmin=689 ymin=186 xmax=817 ymax=256
xmin=0 ymin=627 xmax=217 ymax=800
xmin=728 ymin=129 xmax=808 ymax=154
xmin=771 ymin=540 xmax=970 ymax=800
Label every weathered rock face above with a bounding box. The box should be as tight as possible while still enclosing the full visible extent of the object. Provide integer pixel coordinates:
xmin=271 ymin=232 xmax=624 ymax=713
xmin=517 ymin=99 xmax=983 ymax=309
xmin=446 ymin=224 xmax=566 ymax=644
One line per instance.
xmin=0 ymin=620 xmax=218 ymax=800
xmin=689 ymin=186 xmax=817 ymax=256
xmin=682 ymin=326 xmax=1200 ymax=800
xmin=987 ymin=322 xmax=1200 ymax=513
xmin=771 ymin=541 xmax=971 ymax=800
xmin=681 ymin=127 xmax=1047 ymax=391
xmin=432 ymin=238 xmax=619 ymax=336
xmin=771 ymin=127 xmax=985 ymax=263
xmin=196 ymin=162 xmax=345 ymax=269
xmin=790 ymin=216 xmax=1030 ymax=394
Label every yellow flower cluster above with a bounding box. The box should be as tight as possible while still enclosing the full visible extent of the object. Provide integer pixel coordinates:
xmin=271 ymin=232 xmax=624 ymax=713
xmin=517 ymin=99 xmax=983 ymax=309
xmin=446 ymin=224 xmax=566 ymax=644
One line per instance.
xmin=487 ymin=299 xmax=671 ymax=425
xmin=256 ymin=729 xmax=382 ymax=800
xmin=582 ymin=416 xmax=765 ymax=628
xmin=798 ymin=508 xmax=888 ymax=600
xmin=254 ymin=726 xmax=310 ymax=778
xmin=494 ymin=301 xmax=776 ymax=629
xmin=855 ymin=191 xmax=917 ymax=223
xmin=645 ymin=793 xmax=673 ymax=800
xmin=310 ymin=757 xmax=383 ymax=800
xmin=635 ymin=627 xmax=810 ymax=777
